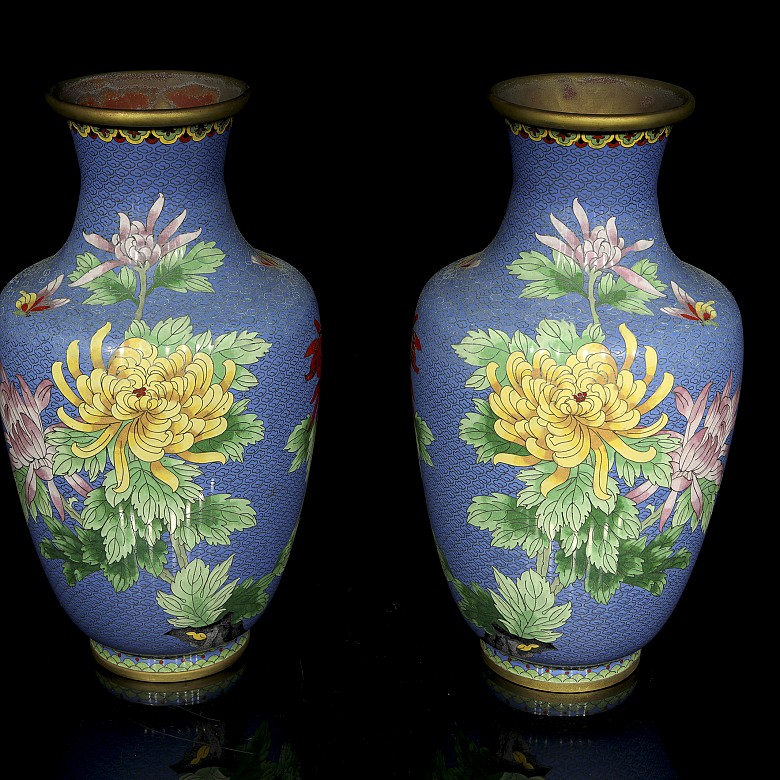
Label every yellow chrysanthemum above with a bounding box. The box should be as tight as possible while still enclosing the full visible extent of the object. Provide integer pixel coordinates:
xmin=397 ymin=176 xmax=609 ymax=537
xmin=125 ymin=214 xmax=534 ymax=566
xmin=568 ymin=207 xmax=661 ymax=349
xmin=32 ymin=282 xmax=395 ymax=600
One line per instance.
xmin=486 ymin=324 xmax=673 ymax=500
xmin=52 ymin=323 xmax=236 ymax=493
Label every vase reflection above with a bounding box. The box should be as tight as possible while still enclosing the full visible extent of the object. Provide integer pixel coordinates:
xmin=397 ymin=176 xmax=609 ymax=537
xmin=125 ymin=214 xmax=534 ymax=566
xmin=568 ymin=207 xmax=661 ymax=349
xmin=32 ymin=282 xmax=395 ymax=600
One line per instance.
xmin=429 ymin=670 xmax=679 ymax=779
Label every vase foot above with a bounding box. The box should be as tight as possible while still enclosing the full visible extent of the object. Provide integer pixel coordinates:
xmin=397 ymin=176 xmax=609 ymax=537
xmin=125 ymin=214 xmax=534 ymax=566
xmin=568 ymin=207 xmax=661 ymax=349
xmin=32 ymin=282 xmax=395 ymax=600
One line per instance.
xmin=89 ymin=631 xmax=250 ymax=683
xmin=480 ymin=639 xmax=640 ymax=693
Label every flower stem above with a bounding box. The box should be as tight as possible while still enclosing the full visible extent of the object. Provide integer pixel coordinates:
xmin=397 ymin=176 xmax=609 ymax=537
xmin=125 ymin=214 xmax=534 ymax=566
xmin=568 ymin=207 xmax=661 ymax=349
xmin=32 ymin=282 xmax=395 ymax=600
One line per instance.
xmin=172 ymin=535 xmax=189 ymax=571
xmin=587 ymin=270 xmax=601 ymax=328
xmin=134 ymin=267 xmax=149 ymax=320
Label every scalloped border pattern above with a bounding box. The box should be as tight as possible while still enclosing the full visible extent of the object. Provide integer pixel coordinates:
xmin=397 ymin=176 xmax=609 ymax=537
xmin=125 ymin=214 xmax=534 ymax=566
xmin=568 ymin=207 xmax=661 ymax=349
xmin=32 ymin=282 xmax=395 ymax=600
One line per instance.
xmin=481 ymin=640 xmax=641 ymax=687
xmin=68 ymin=118 xmax=233 ymax=144
xmin=90 ymin=632 xmax=248 ymax=676
xmin=507 ymin=120 xmax=670 ymax=148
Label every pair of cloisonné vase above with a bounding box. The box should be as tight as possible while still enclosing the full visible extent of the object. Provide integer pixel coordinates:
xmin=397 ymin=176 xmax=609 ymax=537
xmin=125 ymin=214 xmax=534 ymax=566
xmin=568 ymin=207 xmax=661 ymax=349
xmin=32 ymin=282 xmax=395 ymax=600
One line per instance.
xmin=0 ymin=71 xmax=741 ymax=694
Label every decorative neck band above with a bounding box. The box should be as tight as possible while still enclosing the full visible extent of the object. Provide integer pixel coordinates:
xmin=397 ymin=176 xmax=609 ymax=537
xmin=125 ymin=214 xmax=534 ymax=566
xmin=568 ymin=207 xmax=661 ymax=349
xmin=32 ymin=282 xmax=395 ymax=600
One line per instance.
xmin=68 ymin=118 xmax=234 ymax=144
xmin=508 ymin=120 xmax=671 ymax=149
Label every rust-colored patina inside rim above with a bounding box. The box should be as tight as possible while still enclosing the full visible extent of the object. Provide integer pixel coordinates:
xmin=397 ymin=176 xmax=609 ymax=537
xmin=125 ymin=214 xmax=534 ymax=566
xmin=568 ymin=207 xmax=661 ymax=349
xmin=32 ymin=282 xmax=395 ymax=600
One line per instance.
xmin=489 ymin=73 xmax=694 ymax=131
xmin=46 ymin=70 xmax=250 ymax=127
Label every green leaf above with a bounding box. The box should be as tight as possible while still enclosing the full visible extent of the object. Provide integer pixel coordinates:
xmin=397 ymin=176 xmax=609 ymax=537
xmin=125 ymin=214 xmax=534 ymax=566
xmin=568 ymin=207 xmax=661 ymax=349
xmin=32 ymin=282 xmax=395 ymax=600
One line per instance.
xmin=174 ymin=494 xmax=257 ymax=549
xmin=210 ymin=330 xmax=272 ymax=365
xmin=39 ymin=515 xmax=101 ymax=584
xmin=100 ymin=508 xmax=136 ymax=564
xmin=452 ymin=329 xmax=513 ymax=368
xmin=285 ymin=416 xmax=315 ymax=472
xmin=508 ymin=249 xmax=585 ymax=300
xmin=459 ymin=398 xmax=529 ymax=464
xmin=124 ymin=319 xmax=152 ymax=340
xmin=535 ymin=468 xmax=595 ymax=542
xmin=613 ymin=433 xmax=676 ymax=488
xmin=672 ymin=478 xmax=717 ymax=532
xmin=535 ymin=319 xmax=590 ymax=363
xmin=190 ymin=404 xmax=265 ymax=463
xmin=149 ymin=316 xmax=193 ymax=349
xmin=102 ymin=553 xmax=141 ymax=592
xmin=49 ymin=427 xmax=108 ymax=482
xmin=133 ymin=532 xmax=169 ymax=577
xmin=414 ymin=413 xmax=434 ymax=467
xmin=467 ymin=493 xmax=548 ymax=554
xmin=80 ymin=487 xmax=114 ymax=531
xmin=463 ymin=366 xmax=491 ymax=391
xmin=452 ymin=579 xmax=504 ymax=634
xmin=149 ymin=241 xmax=224 ymax=294
xmin=103 ymin=459 xmax=198 ymax=522
xmin=156 ymin=556 xmax=237 ymax=627
xmin=69 ymin=253 xmax=138 ymax=306
xmin=623 ymin=525 xmax=691 ymax=595
xmin=583 ymin=564 xmax=622 ymax=604
xmin=490 ymin=568 xmax=572 ymax=642
xmin=11 ymin=469 xmax=55 ymax=523
xmin=598 ymin=259 xmax=666 ymax=315
xmin=222 ymin=575 xmax=274 ymax=623
xmin=581 ymin=508 xmax=621 ymax=575
xmin=582 ymin=322 xmax=606 ymax=344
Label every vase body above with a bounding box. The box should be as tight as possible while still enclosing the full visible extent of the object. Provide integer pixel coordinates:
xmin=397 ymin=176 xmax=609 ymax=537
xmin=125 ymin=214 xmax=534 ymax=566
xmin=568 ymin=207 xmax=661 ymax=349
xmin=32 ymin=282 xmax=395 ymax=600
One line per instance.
xmin=0 ymin=72 xmax=321 ymax=680
xmin=411 ymin=74 xmax=743 ymax=693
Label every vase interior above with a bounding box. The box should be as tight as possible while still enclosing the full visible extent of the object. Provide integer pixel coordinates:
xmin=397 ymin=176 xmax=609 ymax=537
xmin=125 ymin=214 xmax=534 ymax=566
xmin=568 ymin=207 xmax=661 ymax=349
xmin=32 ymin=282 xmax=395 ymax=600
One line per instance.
xmin=489 ymin=72 xmax=694 ymax=131
xmin=46 ymin=70 xmax=250 ymax=126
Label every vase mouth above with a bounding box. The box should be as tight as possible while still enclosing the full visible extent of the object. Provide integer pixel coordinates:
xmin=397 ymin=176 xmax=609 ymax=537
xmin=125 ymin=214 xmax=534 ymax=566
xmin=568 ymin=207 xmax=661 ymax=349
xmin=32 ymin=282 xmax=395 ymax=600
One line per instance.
xmin=45 ymin=70 xmax=251 ymax=127
xmin=489 ymin=73 xmax=694 ymax=132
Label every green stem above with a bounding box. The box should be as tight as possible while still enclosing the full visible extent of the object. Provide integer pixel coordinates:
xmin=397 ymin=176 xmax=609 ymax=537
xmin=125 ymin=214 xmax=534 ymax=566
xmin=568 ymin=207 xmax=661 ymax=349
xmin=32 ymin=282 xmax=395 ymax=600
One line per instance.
xmin=62 ymin=500 xmax=82 ymax=523
xmin=640 ymin=505 xmax=663 ymax=532
xmin=536 ymin=543 xmax=552 ymax=579
xmin=586 ymin=270 xmax=602 ymax=328
xmin=172 ymin=534 xmax=189 ymax=571
xmin=134 ymin=266 xmax=149 ymax=321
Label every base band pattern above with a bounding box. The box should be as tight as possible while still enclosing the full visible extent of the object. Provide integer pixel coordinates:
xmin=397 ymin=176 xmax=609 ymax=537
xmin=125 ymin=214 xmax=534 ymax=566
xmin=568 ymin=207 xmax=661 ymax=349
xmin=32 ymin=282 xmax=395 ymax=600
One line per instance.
xmin=481 ymin=640 xmax=640 ymax=693
xmin=90 ymin=632 xmax=249 ymax=683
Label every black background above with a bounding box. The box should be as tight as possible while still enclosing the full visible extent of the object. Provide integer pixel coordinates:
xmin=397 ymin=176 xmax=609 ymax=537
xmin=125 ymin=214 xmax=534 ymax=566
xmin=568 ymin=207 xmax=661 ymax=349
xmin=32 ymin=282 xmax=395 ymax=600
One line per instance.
xmin=4 ymin=18 xmax=765 ymax=779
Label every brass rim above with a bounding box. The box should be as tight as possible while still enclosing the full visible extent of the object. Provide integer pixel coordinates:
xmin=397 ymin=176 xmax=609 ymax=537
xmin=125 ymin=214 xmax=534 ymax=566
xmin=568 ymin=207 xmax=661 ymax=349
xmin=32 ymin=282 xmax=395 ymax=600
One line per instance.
xmin=481 ymin=649 xmax=640 ymax=693
xmin=45 ymin=70 xmax=250 ymax=128
xmin=489 ymin=72 xmax=694 ymax=132
xmin=90 ymin=636 xmax=249 ymax=683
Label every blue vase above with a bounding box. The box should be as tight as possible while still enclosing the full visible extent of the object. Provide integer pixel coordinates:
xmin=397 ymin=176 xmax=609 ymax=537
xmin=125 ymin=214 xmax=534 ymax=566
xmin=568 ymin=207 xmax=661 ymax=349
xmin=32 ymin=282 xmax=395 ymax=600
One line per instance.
xmin=411 ymin=73 xmax=743 ymax=693
xmin=0 ymin=71 xmax=321 ymax=681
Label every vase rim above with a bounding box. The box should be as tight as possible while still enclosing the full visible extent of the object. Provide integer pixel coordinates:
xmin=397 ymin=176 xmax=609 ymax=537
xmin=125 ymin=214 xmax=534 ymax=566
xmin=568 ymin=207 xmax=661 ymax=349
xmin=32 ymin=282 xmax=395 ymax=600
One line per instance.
xmin=489 ymin=73 xmax=695 ymax=131
xmin=45 ymin=70 xmax=251 ymax=127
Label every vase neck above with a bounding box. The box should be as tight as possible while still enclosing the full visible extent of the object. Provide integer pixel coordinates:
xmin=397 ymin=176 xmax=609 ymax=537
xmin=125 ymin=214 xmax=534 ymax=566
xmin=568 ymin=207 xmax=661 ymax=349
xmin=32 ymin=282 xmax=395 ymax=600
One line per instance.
xmin=66 ymin=120 xmax=238 ymax=251
xmin=495 ymin=122 xmax=670 ymax=257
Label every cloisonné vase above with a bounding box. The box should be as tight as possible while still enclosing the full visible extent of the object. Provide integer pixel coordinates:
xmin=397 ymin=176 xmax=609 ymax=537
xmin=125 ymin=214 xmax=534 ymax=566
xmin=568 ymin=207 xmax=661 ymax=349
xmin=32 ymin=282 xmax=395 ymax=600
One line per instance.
xmin=0 ymin=71 xmax=320 ymax=681
xmin=411 ymin=73 xmax=742 ymax=693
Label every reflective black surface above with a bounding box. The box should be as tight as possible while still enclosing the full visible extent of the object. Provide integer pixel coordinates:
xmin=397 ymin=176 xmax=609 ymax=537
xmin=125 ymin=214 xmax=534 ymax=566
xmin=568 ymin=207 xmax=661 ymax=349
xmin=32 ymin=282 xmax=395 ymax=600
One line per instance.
xmin=7 ymin=25 xmax=765 ymax=778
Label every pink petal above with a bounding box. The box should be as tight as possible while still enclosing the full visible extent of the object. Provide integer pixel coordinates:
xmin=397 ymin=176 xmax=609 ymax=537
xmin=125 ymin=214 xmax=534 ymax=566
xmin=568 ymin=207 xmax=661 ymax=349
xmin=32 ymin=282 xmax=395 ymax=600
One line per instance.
xmin=146 ymin=193 xmax=165 ymax=233
xmin=83 ymin=231 xmax=115 ymax=253
xmin=47 ymin=480 xmax=66 ymax=520
xmin=548 ymin=212 xmax=582 ymax=254
xmin=69 ymin=260 xmax=124 ymax=287
xmin=117 ymin=212 xmax=132 ymax=240
xmin=160 ymin=228 xmax=202 ymax=256
xmin=625 ymin=480 xmax=658 ymax=504
xmin=156 ymin=208 xmax=187 ymax=247
xmin=66 ymin=472 xmax=93 ymax=497
xmin=572 ymin=198 xmax=591 ymax=239
xmin=610 ymin=265 xmax=665 ymax=297
xmin=605 ymin=216 xmax=619 ymax=246
xmin=686 ymin=382 xmax=712 ymax=435
xmin=622 ymin=238 xmax=654 ymax=255
xmin=690 ymin=477 xmax=704 ymax=519
xmin=24 ymin=463 xmax=37 ymax=505
xmin=659 ymin=491 xmax=677 ymax=531
xmin=535 ymin=233 xmax=571 ymax=257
